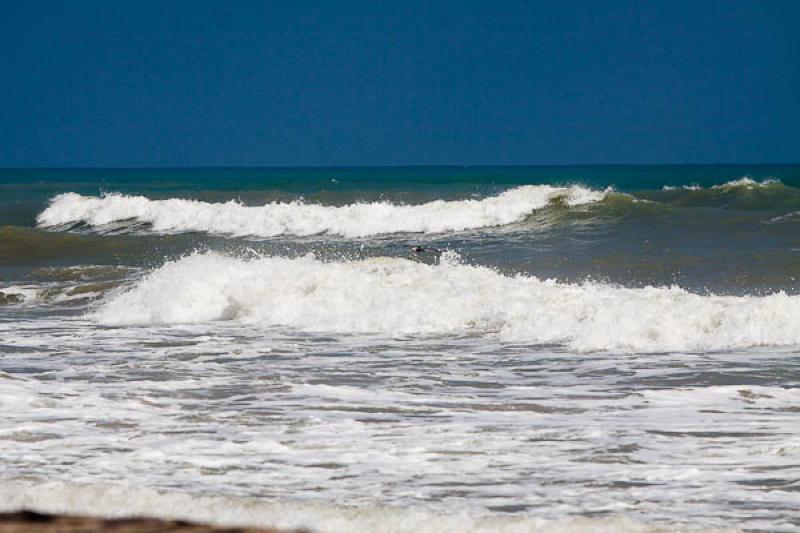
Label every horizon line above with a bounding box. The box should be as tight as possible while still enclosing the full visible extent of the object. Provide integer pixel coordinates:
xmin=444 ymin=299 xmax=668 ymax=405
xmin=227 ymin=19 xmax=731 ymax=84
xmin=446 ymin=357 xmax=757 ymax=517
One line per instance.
xmin=1 ymin=162 xmax=799 ymax=171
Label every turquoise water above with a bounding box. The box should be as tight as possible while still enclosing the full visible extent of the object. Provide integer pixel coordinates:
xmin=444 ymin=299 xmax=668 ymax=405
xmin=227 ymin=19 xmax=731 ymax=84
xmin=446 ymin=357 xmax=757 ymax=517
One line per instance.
xmin=1 ymin=165 xmax=800 ymax=531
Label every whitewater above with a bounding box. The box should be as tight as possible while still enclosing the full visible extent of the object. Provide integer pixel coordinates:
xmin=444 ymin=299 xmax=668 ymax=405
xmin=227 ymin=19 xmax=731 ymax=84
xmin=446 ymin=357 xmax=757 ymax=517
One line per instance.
xmin=4 ymin=166 xmax=800 ymax=532
xmin=96 ymin=252 xmax=800 ymax=353
xmin=36 ymin=185 xmax=608 ymax=237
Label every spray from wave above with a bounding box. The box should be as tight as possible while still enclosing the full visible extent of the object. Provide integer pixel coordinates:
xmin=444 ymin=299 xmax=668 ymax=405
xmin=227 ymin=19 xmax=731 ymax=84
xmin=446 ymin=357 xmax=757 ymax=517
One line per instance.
xmin=94 ymin=252 xmax=800 ymax=353
xmin=36 ymin=185 xmax=608 ymax=238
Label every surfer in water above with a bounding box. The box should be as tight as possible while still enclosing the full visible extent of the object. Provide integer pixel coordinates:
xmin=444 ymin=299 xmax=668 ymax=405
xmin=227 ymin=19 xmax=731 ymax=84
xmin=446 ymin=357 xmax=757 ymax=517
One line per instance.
xmin=410 ymin=245 xmax=443 ymax=255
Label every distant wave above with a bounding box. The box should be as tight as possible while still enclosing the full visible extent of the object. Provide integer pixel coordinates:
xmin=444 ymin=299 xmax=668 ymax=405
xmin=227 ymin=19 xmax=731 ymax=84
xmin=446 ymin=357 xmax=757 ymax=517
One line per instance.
xmin=661 ymin=177 xmax=780 ymax=191
xmin=35 ymin=178 xmax=800 ymax=241
xmin=36 ymin=186 xmax=608 ymax=238
xmin=711 ymin=177 xmax=781 ymax=189
xmin=95 ymin=252 xmax=800 ymax=353
xmin=645 ymin=177 xmax=800 ymax=211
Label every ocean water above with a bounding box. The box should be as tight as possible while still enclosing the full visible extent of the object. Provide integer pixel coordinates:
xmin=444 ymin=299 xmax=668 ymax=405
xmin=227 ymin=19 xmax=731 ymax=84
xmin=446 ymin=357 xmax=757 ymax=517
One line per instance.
xmin=1 ymin=165 xmax=799 ymax=532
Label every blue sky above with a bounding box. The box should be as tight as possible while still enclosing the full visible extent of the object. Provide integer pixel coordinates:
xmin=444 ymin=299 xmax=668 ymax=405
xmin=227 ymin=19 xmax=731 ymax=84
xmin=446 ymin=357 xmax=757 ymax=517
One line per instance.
xmin=1 ymin=1 xmax=798 ymax=166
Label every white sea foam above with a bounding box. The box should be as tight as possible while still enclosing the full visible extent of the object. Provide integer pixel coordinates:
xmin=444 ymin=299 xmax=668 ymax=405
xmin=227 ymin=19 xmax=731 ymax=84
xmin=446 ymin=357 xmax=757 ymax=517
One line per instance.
xmin=36 ymin=186 xmax=608 ymax=238
xmin=0 ymin=286 xmax=39 ymax=304
xmin=661 ymin=184 xmax=701 ymax=191
xmin=768 ymin=211 xmax=800 ymax=224
xmin=0 ymin=320 xmax=792 ymax=530
xmin=711 ymin=177 xmax=780 ymax=189
xmin=661 ymin=178 xmax=779 ymax=192
xmin=0 ymin=481 xmax=728 ymax=533
xmin=95 ymin=253 xmax=800 ymax=353
xmin=0 ymin=282 xmax=119 ymax=307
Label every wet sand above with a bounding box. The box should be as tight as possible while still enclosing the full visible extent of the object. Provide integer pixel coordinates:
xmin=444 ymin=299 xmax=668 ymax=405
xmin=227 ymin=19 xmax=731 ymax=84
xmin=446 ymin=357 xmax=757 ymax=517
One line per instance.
xmin=0 ymin=511 xmax=307 ymax=533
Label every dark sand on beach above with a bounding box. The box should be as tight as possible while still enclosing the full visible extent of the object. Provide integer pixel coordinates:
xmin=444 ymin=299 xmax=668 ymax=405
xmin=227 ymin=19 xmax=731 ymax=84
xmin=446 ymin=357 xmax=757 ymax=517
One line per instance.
xmin=0 ymin=511 xmax=306 ymax=533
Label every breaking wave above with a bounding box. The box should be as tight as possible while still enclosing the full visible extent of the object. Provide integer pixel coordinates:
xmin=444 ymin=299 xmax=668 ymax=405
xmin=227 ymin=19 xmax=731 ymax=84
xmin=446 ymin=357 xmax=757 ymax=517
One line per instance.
xmin=662 ymin=177 xmax=780 ymax=191
xmin=36 ymin=186 xmax=608 ymax=238
xmin=95 ymin=252 xmax=800 ymax=353
xmin=34 ymin=178 xmax=800 ymax=242
xmin=647 ymin=178 xmax=800 ymax=210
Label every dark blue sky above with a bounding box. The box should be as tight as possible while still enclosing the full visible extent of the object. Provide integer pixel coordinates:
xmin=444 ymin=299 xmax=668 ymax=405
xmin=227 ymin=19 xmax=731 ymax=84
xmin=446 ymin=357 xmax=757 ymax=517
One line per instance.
xmin=1 ymin=1 xmax=798 ymax=166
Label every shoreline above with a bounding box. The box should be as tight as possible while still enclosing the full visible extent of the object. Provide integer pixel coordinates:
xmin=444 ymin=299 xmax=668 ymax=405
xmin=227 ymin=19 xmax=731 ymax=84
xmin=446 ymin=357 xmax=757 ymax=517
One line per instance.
xmin=0 ymin=511 xmax=305 ymax=533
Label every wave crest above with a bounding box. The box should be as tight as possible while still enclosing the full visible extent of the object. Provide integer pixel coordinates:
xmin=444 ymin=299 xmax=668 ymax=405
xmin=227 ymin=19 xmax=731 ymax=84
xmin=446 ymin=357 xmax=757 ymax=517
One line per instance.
xmin=711 ymin=177 xmax=781 ymax=189
xmin=95 ymin=253 xmax=800 ymax=353
xmin=645 ymin=177 xmax=800 ymax=211
xmin=36 ymin=186 xmax=608 ymax=238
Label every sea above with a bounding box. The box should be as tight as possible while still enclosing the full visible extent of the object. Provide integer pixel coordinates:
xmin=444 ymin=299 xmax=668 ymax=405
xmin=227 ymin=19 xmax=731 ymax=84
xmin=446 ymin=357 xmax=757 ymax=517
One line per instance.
xmin=1 ymin=165 xmax=799 ymax=532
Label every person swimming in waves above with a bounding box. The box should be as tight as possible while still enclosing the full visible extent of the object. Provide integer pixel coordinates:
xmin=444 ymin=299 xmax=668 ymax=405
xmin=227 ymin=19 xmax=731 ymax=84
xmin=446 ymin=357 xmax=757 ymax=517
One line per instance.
xmin=410 ymin=245 xmax=443 ymax=255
